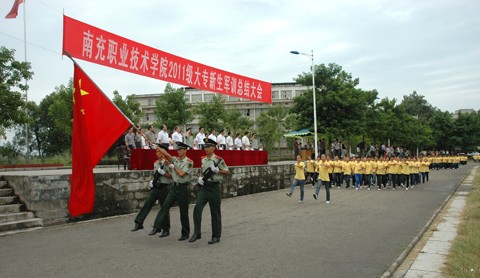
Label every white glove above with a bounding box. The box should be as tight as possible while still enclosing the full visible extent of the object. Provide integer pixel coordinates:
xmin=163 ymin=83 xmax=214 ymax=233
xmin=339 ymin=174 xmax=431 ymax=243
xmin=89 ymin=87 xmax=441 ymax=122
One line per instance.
xmin=148 ymin=180 xmax=154 ymax=189
xmin=197 ymin=177 xmax=204 ymax=186
xmin=157 ymin=168 xmax=165 ymax=175
xmin=210 ymin=165 xmax=220 ymax=173
xmin=168 ymin=163 xmax=175 ymax=170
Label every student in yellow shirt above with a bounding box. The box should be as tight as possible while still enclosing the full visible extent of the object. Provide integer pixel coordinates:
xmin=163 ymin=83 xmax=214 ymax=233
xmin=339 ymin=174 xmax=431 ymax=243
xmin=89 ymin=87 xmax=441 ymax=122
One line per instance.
xmin=305 ymin=156 xmax=317 ymax=186
xmin=364 ymin=157 xmax=374 ymax=190
xmin=420 ymin=157 xmax=430 ymax=183
xmin=313 ymin=154 xmax=332 ymax=203
xmin=326 ymin=156 xmax=334 ymax=188
xmin=353 ymin=157 xmax=364 ymax=190
xmin=286 ymin=155 xmax=306 ymax=203
xmin=376 ymin=157 xmax=387 ymax=190
xmin=400 ymin=158 xmax=411 ymax=190
xmin=342 ymin=156 xmax=352 ymax=188
xmin=409 ymin=158 xmax=420 ymax=187
xmin=332 ymin=155 xmax=344 ymax=188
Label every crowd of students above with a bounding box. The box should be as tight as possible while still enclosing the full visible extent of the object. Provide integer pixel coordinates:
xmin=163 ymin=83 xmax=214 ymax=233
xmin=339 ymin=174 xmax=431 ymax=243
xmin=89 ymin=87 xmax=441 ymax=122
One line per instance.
xmin=286 ymin=154 xmax=469 ymax=204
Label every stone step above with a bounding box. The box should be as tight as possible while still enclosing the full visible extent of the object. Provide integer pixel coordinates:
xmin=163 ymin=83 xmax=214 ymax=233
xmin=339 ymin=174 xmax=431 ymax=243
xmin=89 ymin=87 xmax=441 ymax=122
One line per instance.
xmin=0 ymin=204 xmax=23 ymax=213
xmin=0 ymin=218 xmax=43 ymax=232
xmin=0 ymin=196 xmax=18 ymax=206
xmin=0 ymin=188 xmax=13 ymax=197
xmin=0 ymin=181 xmax=7 ymax=188
xmin=0 ymin=227 xmax=43 ymax=237
xmin=0 ymin=212 xmax=34 ymax=223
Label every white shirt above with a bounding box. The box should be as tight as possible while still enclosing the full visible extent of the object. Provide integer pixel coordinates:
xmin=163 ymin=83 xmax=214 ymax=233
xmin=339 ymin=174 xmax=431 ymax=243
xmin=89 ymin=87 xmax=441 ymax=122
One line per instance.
xmin=195 ymin=132 xmax=206 ymax=146
xmin=226 ymin=136 xmax=234 ymax=149
xmin=234 ymin=137 xmax=242 ymax=149
xmin=172 ymin=131 xmax=183 ymax=143
xmin=157 ymin=130 xmax=170 ymax=144
xmin=242 ymin=135 xmax=250 ymax=149
xmin=217 ymin=134 xmax=226 ymax=145
xmin=208 ymin=134 xmax=217 ymax=142
xmin=140 ymin=136 xmax=146 ymax=148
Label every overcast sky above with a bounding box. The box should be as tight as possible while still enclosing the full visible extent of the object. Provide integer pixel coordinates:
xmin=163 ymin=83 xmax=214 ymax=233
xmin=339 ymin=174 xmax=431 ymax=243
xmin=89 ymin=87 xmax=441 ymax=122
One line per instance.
xmin=1 ymin=0 xmax=479 ymax=113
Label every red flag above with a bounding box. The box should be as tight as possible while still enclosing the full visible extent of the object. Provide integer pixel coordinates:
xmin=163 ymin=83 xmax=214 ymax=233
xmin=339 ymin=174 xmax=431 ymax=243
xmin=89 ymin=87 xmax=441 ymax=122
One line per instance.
xmin=5 ymin=0 xmax=23 ymax=19
xmin=69 ymin=62 xmax=131 ymax=218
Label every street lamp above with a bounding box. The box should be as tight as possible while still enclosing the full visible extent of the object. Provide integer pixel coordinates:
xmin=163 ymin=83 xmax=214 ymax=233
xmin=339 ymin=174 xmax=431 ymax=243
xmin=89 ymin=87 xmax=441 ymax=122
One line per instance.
xmin=290 ymin=50 xmax=318 ymax=159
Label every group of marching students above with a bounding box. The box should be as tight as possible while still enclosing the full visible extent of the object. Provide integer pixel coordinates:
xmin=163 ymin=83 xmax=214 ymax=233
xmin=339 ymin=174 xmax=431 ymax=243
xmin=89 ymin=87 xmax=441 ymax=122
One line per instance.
xmin=286 ymin=153 xmax=469 ymax=203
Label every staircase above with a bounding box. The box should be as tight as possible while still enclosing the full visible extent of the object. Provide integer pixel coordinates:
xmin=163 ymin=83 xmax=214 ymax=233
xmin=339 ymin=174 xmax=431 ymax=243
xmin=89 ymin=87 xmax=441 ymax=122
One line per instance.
xmin=0 ymin=179 xmax=43 ymax=236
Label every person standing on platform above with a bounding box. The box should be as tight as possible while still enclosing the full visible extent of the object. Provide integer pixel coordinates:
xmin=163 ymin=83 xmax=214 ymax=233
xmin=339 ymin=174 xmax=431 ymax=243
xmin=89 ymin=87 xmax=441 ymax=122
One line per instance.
xmin=184 ymin=128 xmax=194 ymax=148
xmin=285 ymin=155 xmax=306 ymax=203
xmin=313 ymin=154 xmax=331 ymax=203
xmin=242 ymin=131 xmax=251 ymax=150
xmin=195 ymin=127 xmax=206 ymax=150
xmin=171 ymin=126 xmax=183 ymax=145
xmin=217 ymin=129 xmax=226 ymax=150
xmin=145 ymin=125 xmax=156 ymax=149
xmin=131 ymin=144 xmax=172 ymax=233
xmin=251 ymin=133 xmax=259 ymax=150
xmin=234 ymin=133 xmax=242 ymax=150
xmin=156 ymin=124 xmax=170 ymax=149
xmin=151 ymin=141 xmax=193 ymax=241
xmin=226 ymin=131 xmax=234 ymax=150
xmin=125 ymin=126 xmax=135 ymax=151
xmin=208 ymin=129 xmax=218 ymax=144
xmin=189 ymin=138 xmax=230 ymax=244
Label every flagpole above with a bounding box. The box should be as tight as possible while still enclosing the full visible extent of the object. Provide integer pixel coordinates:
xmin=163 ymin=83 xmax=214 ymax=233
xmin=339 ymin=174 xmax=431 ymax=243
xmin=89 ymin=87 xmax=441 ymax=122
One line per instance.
xmin=23 ymin=0 xmax=29 ymax=161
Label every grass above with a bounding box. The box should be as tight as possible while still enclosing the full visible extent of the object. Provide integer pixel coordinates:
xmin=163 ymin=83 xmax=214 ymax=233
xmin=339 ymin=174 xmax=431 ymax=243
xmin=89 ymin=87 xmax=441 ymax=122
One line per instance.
xmin=443 ymin=168 xmax=480 ymax=278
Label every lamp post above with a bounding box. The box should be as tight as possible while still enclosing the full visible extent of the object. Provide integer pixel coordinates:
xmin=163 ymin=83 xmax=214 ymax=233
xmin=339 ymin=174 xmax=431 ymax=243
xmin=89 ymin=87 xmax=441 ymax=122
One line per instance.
xmin=290 ymin=50 xmax=318 ymax=158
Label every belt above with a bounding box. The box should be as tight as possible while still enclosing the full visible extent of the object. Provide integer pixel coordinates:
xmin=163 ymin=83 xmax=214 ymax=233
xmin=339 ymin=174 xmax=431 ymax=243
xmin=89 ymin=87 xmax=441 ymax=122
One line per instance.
xmin=173 ymin=182 xmax=189 ymax=186
xmin=204 ymin=181 xmax=220 ymax=186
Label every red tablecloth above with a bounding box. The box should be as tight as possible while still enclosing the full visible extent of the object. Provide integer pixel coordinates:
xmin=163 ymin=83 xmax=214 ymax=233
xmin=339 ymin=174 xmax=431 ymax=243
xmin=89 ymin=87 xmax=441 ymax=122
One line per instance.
xmin=129 ymin=149 xmax=268 ymax=170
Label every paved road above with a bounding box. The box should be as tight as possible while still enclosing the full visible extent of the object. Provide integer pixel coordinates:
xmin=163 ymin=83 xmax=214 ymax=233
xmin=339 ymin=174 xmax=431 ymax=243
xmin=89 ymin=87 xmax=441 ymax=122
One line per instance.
xmin=0 ymin=164 xmax=472 ymax=278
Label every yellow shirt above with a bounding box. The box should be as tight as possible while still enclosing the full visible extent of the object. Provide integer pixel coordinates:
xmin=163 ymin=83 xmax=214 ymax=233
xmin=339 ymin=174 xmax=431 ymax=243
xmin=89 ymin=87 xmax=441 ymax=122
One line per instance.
xmin=306 ymin=159 xmax=316 ymax=173
xmin=353 ymin=161 xmax=364 ymax=174
xmin=316 ymin=161 xmax=331 ymax=181
xmin=376 ymin=161 xmax=387 ymax=175
xmin=342 ymin=161 xmax=352 ymax=175
xmin=419 ymin=161 xmax=430 ymax=172
xmin=401 ymin=162 xmax=410 ymax=175
xmin=294 ymin=162 xmax=305 ymax=180
xmin=333 ymin=160 xmax=343 ymax=173
xmin=364 ymin=161 xmax=374 ymax=174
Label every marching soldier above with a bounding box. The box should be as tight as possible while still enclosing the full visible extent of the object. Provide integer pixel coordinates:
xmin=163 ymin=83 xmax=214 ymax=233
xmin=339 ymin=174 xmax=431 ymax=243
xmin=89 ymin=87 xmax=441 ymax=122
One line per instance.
xmin=131 ymin=144 xmax=171 ymax=233
xmin=189 ymin=138 xmax=230 ymax=244
xmin=151 ymin=141 xmax=193 ymax=241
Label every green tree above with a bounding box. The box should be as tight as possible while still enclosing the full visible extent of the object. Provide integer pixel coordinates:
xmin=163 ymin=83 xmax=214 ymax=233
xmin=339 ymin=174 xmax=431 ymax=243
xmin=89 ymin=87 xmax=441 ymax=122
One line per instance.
xmin=222 ymin=109 xmax=253 ymax=134
xmin=291 ymin=63 xmax=377 ymax=142
xmin=453 ymin=111 xmax=480 ymax=150
xmin=399 ymin=91 xmax=436 ymax=123
xmin=257 ymin=106 xmax=287 ymax=151
xmin=428 ymin=111 xmax=455 ymax=150
xmin=112 ymin=90 xmax=142 ymax=125
xmin=194 ymin=94 xmax=225 ymax=132
xmin=154 ymin=84 xmax=192 ymax=129
xmin=0 ymin=47 xmax=33 ymax=131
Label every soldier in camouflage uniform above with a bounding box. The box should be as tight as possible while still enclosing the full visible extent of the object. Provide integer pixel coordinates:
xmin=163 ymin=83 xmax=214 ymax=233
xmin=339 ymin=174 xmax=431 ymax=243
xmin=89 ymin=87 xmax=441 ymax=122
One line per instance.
xmin=131 ymin=144 xmax=171 ymax=233
xmin=152 ymin=141 xmax=193 ymax=241
xmin=189 ymin=138 xmax=230 ymax=245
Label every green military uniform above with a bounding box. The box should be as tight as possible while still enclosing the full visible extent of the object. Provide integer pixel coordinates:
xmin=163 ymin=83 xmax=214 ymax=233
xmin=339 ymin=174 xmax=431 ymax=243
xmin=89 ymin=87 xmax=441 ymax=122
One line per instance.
xmin=134 ymin=159 xmax=171 ymax=230
xmin=193 ymin=154 xmax=228 ymax=240
xmin=153 ymin=155 xmax=193 ymax=238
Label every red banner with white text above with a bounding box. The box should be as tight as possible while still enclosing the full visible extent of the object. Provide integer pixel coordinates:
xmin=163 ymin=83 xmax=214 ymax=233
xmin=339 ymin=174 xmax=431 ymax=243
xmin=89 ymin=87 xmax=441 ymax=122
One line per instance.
xmin=63 ymin=15 xmax=272 ymax=103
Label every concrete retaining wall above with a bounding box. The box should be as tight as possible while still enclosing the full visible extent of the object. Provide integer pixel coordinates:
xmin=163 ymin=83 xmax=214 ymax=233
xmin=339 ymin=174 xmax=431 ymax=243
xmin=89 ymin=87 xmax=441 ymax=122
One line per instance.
xmin=3 ymin=164 xmax=293 ymax=226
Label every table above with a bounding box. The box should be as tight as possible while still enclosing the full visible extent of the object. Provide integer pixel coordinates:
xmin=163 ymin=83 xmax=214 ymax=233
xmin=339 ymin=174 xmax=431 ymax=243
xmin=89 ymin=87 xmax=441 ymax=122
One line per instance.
xmin=129 ymin=149 xmax=268 ymax=170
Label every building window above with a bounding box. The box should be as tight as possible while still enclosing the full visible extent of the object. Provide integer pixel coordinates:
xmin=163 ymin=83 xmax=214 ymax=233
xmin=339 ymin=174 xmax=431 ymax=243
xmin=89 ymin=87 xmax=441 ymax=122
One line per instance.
xmin=294 ymin=90 xmax=306 ymax=97
xmin=243 ymin=109 xmax=250 ymax=117
xmin=204 ymin=94 xmax=213 ymax=103
xmin=148 ymin=99 xmax=153 ymax=106
xmin=272 ymin=91 xmax=280 ymax=100
xmin=281 ymin=90 xmax=292 ymax=99
xmin=191 ymin=94 xmax=202 ymax=103
xmin=146 ymin=114 xmax=150 ymax=121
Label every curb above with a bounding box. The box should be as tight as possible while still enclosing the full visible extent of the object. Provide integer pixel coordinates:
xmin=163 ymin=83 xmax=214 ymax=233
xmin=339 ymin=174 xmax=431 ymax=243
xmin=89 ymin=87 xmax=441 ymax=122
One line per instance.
xmin=380 ymin=168 xmax=473 ymax=278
